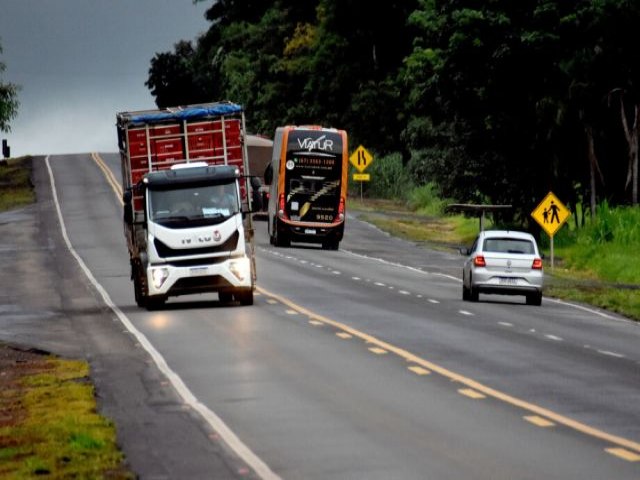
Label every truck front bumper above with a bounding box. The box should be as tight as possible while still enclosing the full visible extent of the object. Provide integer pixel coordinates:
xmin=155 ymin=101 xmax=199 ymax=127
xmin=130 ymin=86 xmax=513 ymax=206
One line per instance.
xmin=147 ymin=257 xmax=253 ymax=297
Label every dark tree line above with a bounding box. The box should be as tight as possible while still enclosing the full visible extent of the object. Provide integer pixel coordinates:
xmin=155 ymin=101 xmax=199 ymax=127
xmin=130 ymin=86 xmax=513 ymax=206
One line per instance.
xmin=146 ymin=0 xmax=640 ymax=222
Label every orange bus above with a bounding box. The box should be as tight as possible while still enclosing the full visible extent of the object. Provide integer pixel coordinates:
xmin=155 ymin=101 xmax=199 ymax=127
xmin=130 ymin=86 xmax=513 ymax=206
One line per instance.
xmin=265 ymin=125 xmax=348 ymax=250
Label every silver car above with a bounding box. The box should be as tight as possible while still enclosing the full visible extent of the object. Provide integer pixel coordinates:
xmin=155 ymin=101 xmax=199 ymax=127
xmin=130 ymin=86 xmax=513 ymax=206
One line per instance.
xmin=461 ymin=230 xmax=544 ymax=305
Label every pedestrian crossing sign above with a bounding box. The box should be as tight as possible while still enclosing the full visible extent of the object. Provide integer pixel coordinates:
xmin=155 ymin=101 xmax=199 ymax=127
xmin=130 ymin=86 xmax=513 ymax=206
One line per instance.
xmin=531 ymin=191 xmax=571 ymax=237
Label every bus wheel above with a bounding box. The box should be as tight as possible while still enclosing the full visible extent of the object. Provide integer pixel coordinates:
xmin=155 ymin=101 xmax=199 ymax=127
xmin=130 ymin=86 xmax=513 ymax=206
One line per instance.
xmin=274 ymin=224 xmax=290 ymax=247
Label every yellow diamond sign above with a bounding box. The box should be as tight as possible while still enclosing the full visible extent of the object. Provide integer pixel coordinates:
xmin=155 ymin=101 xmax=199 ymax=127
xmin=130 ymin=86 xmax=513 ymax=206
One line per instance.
xmin=531 ymin=192 xmax=571 ymax=237
xmin=349 ymin=145 xmax=373 ymax=173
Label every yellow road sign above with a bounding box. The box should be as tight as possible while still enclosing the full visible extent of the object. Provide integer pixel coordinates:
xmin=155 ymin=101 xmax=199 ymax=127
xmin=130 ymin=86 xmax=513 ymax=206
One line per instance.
xmin=349 ymin=145 xmax=373 ymax=173
xmin=353 ymin=173 xmax=370 ymax=181
xmin=531 ymin=192 xmax=571 ymax=237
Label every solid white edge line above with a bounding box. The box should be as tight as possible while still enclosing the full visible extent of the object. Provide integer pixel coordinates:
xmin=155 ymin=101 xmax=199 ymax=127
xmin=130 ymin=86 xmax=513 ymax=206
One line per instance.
xmin=46 ymin=155 xmax=280 ymax=480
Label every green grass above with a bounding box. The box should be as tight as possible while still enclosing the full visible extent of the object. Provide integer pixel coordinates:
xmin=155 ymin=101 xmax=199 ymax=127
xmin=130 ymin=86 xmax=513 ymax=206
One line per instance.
xmin=0 ymin=157 xmax=35 ymax=210
xmin=0 ymin=355 xmax=133 ymax=479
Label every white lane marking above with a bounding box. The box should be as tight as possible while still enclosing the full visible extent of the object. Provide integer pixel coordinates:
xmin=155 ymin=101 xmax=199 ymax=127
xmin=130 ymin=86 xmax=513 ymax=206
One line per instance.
xmin=52 ymin=156 xmax=280 ymax=480
xmin=545 ymin=334 xmax=563 ymax=342
xmin=498 ymin=322 xmax=514 ymax=327
xmin=427 ymin=299 xmax=440 ymax=304
xmin=331 ymin=270 xmax=341 ymax=275
xmin=459 ymin=310 xmax=474 ymax=316
xmin=341 ymin=248 xmax=461 ymax=282
xmin=352 ymin=276 xmax=361 ymax=281
xmin=399 ymin=290 xmax=411 ymax=295
xmin=374 ymin=282 xmax=386 ymax=287
xmin=597 ymin=350 xmax=625 ymax=358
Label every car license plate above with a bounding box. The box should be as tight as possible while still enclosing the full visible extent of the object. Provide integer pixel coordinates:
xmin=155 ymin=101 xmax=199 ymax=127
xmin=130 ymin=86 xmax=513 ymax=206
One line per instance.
xmin=189 ymin=267 xmax=208 ymax=276
xmin=499 ymin=277 xmax=517 ymax=286
xmin=305 ymin=228 xmax=316 ymax=235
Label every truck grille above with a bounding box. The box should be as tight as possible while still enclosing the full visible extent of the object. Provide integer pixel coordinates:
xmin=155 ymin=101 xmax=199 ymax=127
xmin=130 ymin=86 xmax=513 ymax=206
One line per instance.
xmin=154 ymin=231 xmax=239 ymax=258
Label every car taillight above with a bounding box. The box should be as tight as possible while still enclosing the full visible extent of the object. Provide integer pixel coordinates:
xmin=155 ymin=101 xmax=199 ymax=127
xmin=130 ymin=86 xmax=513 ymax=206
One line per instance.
xmin=532 ymin=258 xmax=543 ymax=270
xmin=473 ymin=255 xmax=486 ymax=267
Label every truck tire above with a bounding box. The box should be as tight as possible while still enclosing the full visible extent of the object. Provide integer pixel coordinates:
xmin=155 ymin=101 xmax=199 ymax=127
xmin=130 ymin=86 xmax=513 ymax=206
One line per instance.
xmin=235 ymin=289 xmax=254 ymax=306
xmin=219 ymin=291 xmax=233 ymax=303
xmin=145 ymin=296 xmax=167 ymax=310
xmin=133 ymin=265 xmax=147 ymax=308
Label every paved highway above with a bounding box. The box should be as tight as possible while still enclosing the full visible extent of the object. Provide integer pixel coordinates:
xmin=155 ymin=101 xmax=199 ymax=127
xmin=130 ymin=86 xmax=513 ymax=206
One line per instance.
xmin=1 ymin=153 xmax=639 ymax=479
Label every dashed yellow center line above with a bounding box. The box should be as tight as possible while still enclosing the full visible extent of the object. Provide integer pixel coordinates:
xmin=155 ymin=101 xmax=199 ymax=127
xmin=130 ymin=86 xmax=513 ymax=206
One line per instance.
xmin=408 ymin=366 xmax=431 ymax=376
xmin=336 ymin=332 xmax=352 ymax=339
xmin=309 ymin=320 xmax=324 ymax=326
xmin=605 ymin=448 xmax=640 ymax=462
xmin=255 ymin=285 xmax=640 ymax=456
xmin=524 ymin=415 xmax=555 ymax=428
xmin=266 ymin=299 xmax=278 ymax=305
xmin=458 ymin=388 xmax=486 ymax=399
xmin=285 ymin=309 xmax=298 ymax=315
xmin=368 ymin=347 xmax=388 ymax=355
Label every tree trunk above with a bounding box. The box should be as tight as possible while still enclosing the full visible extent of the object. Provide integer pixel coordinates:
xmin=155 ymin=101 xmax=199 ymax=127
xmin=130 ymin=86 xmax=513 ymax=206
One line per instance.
xmin=585 ymin=124 xmax=603 ymax=218
xmin=618 ymin=94 xmax=639 ymax=205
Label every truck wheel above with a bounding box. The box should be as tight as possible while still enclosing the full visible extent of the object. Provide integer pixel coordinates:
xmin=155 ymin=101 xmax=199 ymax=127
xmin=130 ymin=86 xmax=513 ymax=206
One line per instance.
xmin=219 ymin=291 xmax=233 ymax=303
xmin=235 ymin=289 xmax=254 ymax=306
xmin=133 ymin=266 xmax=147 ymax=308
xmin=146 ymin=296 xmax=167 ymax=311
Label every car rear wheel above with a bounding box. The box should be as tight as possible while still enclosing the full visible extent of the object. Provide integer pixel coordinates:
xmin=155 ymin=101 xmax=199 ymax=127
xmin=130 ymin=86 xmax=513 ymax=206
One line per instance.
xmin=526 ymin=292 xmax=542 ymax=306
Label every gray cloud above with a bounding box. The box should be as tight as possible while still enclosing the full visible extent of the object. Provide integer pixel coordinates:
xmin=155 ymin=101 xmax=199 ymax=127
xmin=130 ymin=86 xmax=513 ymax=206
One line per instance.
xmin=1 ymin=0 xmax=210 ymax=156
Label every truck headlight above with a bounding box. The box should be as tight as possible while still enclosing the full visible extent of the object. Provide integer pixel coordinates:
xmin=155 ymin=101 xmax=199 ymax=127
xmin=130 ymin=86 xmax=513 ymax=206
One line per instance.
xmin=151 ymin=267 xmax=169 ymax=289
xmin=229 ymin=258 xmax=250 ymax=281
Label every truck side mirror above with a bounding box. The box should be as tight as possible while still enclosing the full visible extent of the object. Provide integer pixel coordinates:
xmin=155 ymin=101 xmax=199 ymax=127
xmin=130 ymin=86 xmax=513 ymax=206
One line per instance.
xmin=263 ymin=163 xmax=273 ymax=185
xmin=123 ymin=189 xmax=134 ymax=225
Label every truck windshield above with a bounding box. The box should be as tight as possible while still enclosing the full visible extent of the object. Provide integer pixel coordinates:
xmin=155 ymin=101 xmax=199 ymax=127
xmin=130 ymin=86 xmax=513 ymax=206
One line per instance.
xmin=148 ymin=182 xmax=239 ymax=227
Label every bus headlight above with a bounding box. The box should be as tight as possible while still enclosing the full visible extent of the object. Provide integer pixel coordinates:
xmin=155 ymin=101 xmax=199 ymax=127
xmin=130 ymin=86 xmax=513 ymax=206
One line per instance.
xmin=151 ymin=267 xmax=169 ymax=289
xmin=229 ymin=258 xmax=250 ymax=281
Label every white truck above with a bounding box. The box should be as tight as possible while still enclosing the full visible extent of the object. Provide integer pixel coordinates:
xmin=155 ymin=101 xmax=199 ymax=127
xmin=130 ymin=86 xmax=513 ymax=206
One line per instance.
xmin=116 ymin=102 xmax=257 ymax=309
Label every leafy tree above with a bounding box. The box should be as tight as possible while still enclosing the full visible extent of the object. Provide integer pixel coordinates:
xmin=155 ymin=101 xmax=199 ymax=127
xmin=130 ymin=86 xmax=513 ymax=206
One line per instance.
xmin=0 ymin=42 xmax=19 ymax=133
xmin=146 ymin=40 xmax=212 ymax=108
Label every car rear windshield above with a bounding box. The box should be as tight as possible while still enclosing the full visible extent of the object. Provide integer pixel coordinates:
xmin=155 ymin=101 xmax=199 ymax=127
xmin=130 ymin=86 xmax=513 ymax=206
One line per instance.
xmin=483 ymin=238 xmax=535 ymax=254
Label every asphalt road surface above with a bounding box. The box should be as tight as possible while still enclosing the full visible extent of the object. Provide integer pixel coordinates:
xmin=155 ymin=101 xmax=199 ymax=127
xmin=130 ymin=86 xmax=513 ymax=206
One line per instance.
xmin=1 ymin=153 xmax=639 ymax=479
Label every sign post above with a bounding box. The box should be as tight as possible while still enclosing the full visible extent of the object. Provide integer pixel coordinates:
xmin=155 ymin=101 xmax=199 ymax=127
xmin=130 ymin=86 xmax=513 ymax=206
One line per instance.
xmin=531 ymin=192 xmax=571 ymax=270
xmin=349 ymin=145 xmax=374 ymax=202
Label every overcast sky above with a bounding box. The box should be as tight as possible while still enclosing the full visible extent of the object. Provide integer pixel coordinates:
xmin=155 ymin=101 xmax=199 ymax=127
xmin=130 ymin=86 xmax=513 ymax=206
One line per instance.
xmin=0 ymin=0 xmax=210 ymax=157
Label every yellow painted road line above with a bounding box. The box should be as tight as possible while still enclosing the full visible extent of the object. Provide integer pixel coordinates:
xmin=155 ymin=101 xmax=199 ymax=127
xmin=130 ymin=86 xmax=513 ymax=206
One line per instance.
xmin=336 ymin=332 xmax=352 ymax=339
xmin=524 ymin=415 xmax=555 ymax=428
xmin=408 ymin=366 xmax=431 ymax=376
xmin=92 ymin=152 xmax=123 ymax=203
xmin=458 ymin=388 xmax=486 ymax=399
xmin=605 ymin=448 xmax=640 ymax=462
xmin=256 ymin=285 xmax=640 ymax=455
xmin=368 ymin=347 xmax=388 ymax=355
